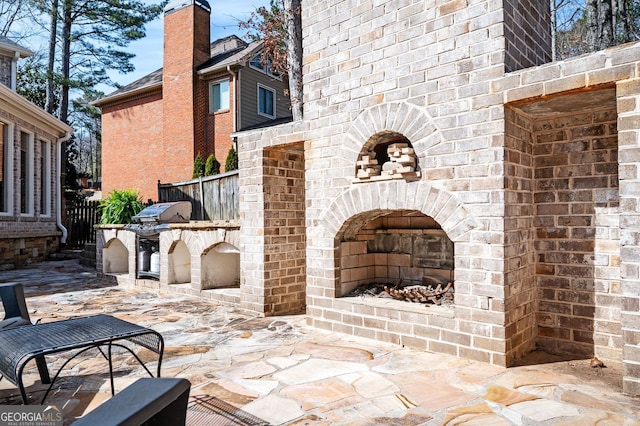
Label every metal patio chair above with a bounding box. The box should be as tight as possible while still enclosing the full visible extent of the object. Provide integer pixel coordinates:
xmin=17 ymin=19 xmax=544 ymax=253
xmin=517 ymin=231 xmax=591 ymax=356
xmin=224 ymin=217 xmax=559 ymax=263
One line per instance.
xmin=0 ymin=283 xmax=51 ymax=384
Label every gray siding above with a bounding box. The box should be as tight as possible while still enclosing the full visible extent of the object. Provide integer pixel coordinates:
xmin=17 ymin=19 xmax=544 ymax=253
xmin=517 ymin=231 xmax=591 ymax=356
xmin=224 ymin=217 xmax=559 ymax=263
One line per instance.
xmin=238 ymin=66 xmax=291 ymax=130
xmin=0 ymin=54 xmax=12 ymax=88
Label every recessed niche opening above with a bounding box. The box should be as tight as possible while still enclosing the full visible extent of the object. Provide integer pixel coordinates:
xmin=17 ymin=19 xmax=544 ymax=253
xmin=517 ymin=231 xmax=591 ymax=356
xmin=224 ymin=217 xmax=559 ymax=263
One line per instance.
xmin=354 ymin=132 xmax=421 ymax=182
xmin=201 ymin=242 xmax=240 ymax=290
xmin=338 ymin=210 xmax=454 ymax=309
xmin=103 ymin=238 xmax=129 ymax=274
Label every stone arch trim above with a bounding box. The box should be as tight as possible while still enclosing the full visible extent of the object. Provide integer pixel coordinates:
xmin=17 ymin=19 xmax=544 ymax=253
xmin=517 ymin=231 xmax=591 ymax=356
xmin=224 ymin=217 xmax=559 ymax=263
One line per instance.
xmin=343 ymin=101 xmax=444 ymax=161
xmin=103 ymin=237 xmax=122 ymax=249
xmin=319 ymin=180 xmax=479 ymax=242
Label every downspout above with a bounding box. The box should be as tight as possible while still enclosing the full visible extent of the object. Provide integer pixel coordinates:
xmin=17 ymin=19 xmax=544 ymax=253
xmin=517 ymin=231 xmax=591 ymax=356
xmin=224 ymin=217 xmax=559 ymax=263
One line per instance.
xmin=227 ymin=65 xmax=237 ymax=133
xmin=56 ymin=132 xmax=72 ymax=244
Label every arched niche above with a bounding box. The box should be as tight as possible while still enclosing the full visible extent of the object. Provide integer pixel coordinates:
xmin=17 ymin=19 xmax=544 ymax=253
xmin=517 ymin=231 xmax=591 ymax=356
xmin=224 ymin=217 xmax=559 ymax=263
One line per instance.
xmin=103 ymin=238 xmax=128 ymax=274
xmin=201 ymin=242 xmax=240 ymax=289
xmin=354 ymin=131 xmax=420 ymax=182
xmin=168 ymin=240 xmax=191 ymax=284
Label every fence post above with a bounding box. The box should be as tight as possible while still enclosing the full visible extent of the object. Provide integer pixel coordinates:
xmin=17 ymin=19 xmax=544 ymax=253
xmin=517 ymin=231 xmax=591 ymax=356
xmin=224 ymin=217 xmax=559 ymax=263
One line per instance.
xmin=198 ymin=174 xmax=205 ymax=220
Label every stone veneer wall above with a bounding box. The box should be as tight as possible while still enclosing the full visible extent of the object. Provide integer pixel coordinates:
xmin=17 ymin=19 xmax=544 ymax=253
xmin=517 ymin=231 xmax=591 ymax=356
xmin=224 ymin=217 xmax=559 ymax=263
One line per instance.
xmin=0 ymin=235 xmax=60 ymax=270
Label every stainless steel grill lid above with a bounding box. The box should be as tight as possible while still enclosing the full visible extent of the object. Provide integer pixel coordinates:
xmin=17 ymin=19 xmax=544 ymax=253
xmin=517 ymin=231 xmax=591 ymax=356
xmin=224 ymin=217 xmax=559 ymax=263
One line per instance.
xmin=132 ymin=201 xmax=192 ymax=224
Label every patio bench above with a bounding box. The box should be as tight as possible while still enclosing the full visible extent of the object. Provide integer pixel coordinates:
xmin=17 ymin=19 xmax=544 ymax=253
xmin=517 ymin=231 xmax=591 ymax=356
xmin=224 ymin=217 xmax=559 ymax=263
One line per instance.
xmin=73 ymin=378 xmax=191 ymax=426
xmin=0 ymin=314 xmax=164 ymax=404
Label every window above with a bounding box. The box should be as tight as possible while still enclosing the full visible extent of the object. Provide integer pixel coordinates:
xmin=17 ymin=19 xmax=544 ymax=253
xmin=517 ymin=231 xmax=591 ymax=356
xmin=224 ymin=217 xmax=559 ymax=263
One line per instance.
xmin=0 ymin=121 xmax=13 ymax=214
xmin=258 ymin=84 xmax=275 ymax=119
xmin=250 ymin=54 xmax=281 ymax=79
xmin=20 ymin=131 xmax=33 ymax=215
xmin=40 ymin=140 xmax=51 ymax=216
xmin=210 ymin=79 xmax=230 ymax=113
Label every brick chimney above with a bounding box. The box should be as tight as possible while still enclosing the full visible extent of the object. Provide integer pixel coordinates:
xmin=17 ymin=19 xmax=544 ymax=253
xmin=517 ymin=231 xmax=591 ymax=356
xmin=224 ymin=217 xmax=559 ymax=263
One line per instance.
xmin=162 ymin=0 xmax=211 ymax=182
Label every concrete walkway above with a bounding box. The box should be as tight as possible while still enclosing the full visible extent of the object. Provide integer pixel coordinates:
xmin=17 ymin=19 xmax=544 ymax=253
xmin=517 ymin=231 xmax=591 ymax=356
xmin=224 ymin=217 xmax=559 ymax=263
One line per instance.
xmin=0 ymin=259 xmax=639 ymax=425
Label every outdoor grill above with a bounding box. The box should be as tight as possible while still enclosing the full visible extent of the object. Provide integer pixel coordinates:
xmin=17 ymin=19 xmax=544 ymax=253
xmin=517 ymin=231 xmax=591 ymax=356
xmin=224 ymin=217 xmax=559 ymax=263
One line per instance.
xmin=125 ymin=201 xmax=192 ymax=279
xmin=132 ymin=201 xmax=192 ymax=224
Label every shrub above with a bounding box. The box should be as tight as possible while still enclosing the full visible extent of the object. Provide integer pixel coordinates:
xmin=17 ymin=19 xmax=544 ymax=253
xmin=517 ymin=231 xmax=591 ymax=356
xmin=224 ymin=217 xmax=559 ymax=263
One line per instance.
xmin=192 ymin=153 xmax=205 ymax=178
xmin=205 ymin=154 xmax=220 ymax=176
xmin=99 ymin=189 xmax=145 ymax=224
xmin=225 ymin=146 xmax=238 ymax=171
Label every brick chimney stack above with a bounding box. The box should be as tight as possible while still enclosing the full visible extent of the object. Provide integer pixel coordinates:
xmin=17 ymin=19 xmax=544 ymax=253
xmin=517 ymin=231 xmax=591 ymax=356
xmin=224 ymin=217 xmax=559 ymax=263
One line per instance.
xmin=162 ymin=0 xmax=211 ymax=182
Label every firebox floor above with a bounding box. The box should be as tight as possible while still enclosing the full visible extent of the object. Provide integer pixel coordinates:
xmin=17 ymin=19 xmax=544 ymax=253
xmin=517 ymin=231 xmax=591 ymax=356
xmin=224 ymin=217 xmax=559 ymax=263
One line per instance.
xmin=1 ymin=259 xmax=638 ymax=426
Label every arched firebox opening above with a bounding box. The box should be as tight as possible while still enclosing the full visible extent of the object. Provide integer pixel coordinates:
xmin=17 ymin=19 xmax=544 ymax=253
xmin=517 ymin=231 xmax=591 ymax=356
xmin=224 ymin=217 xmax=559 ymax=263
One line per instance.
xmin=338 ymin=209 xmax=454 ymax=307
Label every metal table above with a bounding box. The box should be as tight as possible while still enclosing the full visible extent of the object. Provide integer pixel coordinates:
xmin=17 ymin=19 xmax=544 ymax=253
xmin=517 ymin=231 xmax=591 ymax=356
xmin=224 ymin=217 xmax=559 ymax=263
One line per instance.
xmin=0 ymin=314 xmax=164 ymax=404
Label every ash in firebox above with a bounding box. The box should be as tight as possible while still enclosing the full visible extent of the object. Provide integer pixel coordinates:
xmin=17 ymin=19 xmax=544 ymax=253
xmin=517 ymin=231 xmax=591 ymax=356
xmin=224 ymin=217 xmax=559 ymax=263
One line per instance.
xmin=345 ymin=278 xmax=454 ymax=306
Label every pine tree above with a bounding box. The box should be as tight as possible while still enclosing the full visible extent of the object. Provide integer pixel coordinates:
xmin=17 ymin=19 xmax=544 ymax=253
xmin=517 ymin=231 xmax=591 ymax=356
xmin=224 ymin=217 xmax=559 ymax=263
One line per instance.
xmin=193 ymin=153 xmax=205 ymax=178
xmin=225 ymin=147 xmax=238 ymax=171
xmin=205 ymin=154 xmax=220 ymax=176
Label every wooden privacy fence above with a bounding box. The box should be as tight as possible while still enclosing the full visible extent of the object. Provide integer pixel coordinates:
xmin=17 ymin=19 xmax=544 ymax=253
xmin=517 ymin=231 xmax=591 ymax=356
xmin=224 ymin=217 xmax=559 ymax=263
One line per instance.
xmin=64 ymin=199 xmax=100 ymax=248
xmin=63 ymin=171 xmax=239 ymax=248
xmin=158 ymin=171 xmax=239 ymax=221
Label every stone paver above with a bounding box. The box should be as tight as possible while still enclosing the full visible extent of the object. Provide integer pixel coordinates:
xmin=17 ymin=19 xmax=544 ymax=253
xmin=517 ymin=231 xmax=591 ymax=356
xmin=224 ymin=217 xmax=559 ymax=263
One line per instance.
xmin=1 ymin=259 xmax=639 ymax=425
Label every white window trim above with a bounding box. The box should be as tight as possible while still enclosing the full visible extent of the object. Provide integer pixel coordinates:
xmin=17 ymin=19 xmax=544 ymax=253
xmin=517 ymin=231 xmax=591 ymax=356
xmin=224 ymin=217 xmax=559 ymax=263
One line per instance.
xmin=209 ymin=78 xmax=230 ymax=113
xmin=40 ymin=140 xmax=51 ymax=217
xmin=0 ymin=120 xmax=14 ymax=216
xmin=257 ymin=83 xmax=276 ymax=119
xmin=20 ymin=130 xmax=34 ymax=216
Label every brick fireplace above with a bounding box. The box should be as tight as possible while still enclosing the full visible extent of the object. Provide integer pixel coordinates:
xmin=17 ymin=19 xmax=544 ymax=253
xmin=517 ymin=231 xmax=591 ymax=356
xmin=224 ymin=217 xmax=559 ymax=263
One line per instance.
xmin=338 ymin=210 xmax=454 ymax=298
xmin=235 ymin=0 xmax=640 ymax=395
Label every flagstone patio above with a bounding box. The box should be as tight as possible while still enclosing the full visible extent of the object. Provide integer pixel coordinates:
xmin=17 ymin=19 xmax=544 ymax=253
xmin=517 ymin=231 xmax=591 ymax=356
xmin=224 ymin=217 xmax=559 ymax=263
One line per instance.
xmin=1 ymin=258 xmax=639 ymax=425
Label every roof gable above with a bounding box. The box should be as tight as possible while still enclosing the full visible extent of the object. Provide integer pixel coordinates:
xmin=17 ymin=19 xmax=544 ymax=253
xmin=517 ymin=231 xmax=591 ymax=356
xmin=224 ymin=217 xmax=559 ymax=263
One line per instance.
xmin=94 ymin=35 xmax=261 ymax=106
xmin=0 ymin=36 xmax=33 ymax=58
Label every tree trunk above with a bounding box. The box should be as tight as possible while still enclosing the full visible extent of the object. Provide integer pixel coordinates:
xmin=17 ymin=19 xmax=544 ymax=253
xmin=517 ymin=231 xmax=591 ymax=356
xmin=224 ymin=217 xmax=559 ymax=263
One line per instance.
xmin=58 ymin=0 xmax=72 ymax=124
xmin=619 ymin=0 xmax=635 ymax=43
xmin=550 ymin=0 xmax=557 ymax=61
xmin=283 ymin=0 xmax=302 ymax=121
xmin=45 ymin=0 xmax=58 ymax=115
xmin=586 ymin=0 xmax=614 ymax=51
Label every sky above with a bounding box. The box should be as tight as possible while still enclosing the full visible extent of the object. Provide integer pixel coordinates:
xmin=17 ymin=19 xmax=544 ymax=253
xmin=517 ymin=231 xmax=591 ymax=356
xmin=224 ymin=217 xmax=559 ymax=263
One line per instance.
xmin=106 ymin=0 xmax=271 ymax=90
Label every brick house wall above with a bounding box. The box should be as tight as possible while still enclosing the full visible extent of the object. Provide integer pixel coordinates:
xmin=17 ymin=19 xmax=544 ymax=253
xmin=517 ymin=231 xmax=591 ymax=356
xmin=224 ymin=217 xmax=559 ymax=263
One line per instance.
xmin=100 ymin=91 xmax=164 ymax=200
xmin=99 ymin=1 xmax=219 ymax=201
xmin=0 ymin=93 xmax=69 ymax=269
xmin=98 ymin=1 xmax=291 ymax=200
xmin=162 ymin=1 xmax=210 ymax=188
xmin=201 ymin=70 xmax=235 ymax=170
